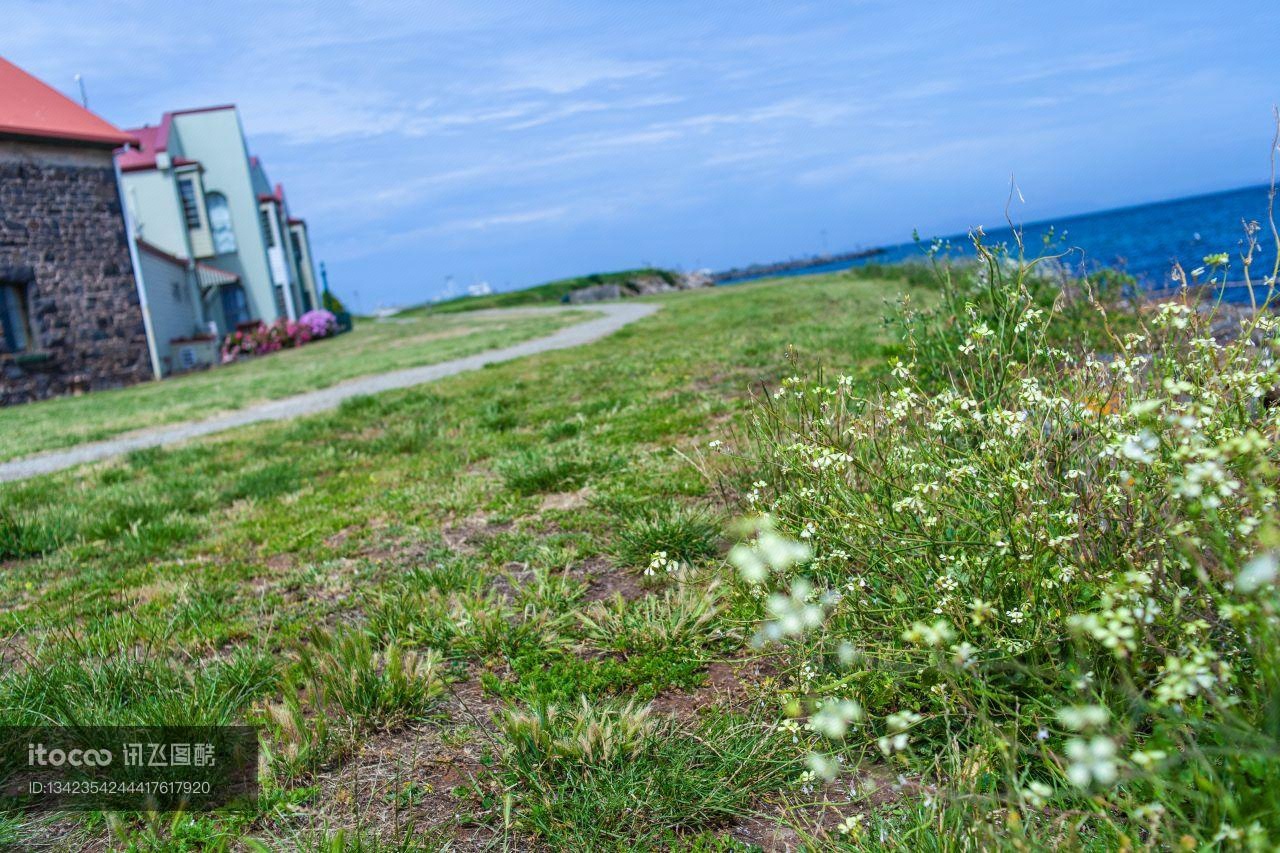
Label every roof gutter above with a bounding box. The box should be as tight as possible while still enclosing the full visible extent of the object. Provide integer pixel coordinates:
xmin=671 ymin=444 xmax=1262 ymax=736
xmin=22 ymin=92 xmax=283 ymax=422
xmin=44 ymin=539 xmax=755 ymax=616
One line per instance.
xmin=113 ymin=150 xmax=163 ymax=380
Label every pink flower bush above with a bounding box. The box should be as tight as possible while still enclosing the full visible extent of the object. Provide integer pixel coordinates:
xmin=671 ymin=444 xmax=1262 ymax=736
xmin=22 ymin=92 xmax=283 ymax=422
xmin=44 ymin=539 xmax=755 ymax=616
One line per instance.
xmin=221 ymin=310 xmax=337 ymax=363
xmin=299 ymin=309 xmax=337 ymax=338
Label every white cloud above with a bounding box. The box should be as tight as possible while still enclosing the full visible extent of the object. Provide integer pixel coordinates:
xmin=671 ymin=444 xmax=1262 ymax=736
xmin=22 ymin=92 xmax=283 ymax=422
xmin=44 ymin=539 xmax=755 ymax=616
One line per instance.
xmin=438 ymin=206 xmax=570 ymax=232
xmin=497 ymin=52 xmax=670 ymax=94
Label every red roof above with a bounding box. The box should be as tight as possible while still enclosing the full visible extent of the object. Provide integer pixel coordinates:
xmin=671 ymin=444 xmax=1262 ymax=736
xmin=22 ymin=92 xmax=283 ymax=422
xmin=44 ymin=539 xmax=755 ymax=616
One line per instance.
xmin=116 ymin=105 xmax=236 ymax=171
xmin=115 ymin=122 xmax=168 ymax=170
xmin=257 ymin=183 xmax=288 ymax=205
xmin=116 ymin=114 xmax=198 ymax=172
xmin=0 ymin=56 xmax=137 ymax=147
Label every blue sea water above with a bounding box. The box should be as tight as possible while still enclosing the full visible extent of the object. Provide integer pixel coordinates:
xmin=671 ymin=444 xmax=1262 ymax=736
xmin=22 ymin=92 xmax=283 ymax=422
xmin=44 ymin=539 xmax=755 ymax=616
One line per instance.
xmin=725 ymin=184 xmax=1279 ymax=301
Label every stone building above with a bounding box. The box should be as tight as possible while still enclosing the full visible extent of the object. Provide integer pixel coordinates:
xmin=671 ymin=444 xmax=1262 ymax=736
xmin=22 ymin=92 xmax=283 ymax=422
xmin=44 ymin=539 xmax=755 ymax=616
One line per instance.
xmin=0 ymin=57 xmax=155 ymax=404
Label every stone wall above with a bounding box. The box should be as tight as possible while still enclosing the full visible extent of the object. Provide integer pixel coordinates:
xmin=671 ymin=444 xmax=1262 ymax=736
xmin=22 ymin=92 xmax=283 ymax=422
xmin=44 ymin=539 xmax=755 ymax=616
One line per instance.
xmin=0 ymin=140 xmax=153 ymax=405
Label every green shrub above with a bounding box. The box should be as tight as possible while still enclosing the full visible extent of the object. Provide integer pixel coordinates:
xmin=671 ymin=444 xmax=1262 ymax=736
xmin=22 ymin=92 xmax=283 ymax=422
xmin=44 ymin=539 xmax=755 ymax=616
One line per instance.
xmin=322 ymin=290 xmax=348 ymax=315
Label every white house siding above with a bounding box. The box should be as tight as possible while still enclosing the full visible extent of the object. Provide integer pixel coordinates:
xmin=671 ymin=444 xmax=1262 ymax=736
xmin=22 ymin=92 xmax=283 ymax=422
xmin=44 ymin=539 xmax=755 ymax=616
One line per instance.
xmin=122 ymin=108 xmax=281 ymax=326
xmin=123 ymin=169 xmax=189 ymax=258
xmin=289 ymin=223 xmax=320 ymax=312
xmin=169 ymin=110 xmax=282 ymax=324
xmin=136 ymin=246 xmax=203 ymax=376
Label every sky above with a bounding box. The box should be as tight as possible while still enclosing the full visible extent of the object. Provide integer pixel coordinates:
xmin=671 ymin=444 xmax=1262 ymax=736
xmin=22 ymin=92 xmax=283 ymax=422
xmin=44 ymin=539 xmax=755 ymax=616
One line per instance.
xmin=4 ymin=1 xmax=1278 ymax=309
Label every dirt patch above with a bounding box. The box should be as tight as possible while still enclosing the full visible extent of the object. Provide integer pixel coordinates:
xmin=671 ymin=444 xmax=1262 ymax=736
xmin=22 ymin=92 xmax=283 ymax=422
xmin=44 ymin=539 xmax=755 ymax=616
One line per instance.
xmin=651 ymin=659 xmax=756 ymax=716
xmin=578 ymin=556 xmax=646 ymax=602
xmin=442 ymin=511 xmax=513 ymax=552
xmin=296 ymin=674 xmax=514 ymax=849
xmin=357 ymin=536 xmax=435 ymax=566
xmin=122 ymin=577 xmax=187 ymax=606
xmin=264 ymin=552 xmax=295 ymax=573
xmin=244 ymin=556 xmax=368 ymax=622
xmin=245 ymin=550 xmax=305 ymax=598
xmin=538 ymin=487 xmax=592 ymax=512
xmin=301 ymin=724 xmax=492 ymax=849
xmin=324 ymin=524 xmax=359 ymax=549
xmin=0 ymin=632 xmax=32 ymax=676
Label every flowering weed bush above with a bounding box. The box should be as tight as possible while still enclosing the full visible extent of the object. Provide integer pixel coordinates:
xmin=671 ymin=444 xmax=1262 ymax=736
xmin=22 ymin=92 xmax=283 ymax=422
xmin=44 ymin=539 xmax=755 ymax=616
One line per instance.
xmin=731 ymin=229 xmax=1280 ymax=848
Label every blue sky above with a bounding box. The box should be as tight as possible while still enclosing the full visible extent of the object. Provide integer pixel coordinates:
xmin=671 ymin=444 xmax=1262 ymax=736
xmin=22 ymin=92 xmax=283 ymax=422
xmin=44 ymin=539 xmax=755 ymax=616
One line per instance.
xmin=5 ymin=1 xmax=1277 ymax=308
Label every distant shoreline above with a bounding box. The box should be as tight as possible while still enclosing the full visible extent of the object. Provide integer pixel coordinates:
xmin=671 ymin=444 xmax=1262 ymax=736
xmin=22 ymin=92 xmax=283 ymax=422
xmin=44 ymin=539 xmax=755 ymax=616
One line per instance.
xmin=712 ymin=183 xmax=1275 ymax=292
xmin=712 ymin=247 xmax=885 ymax=284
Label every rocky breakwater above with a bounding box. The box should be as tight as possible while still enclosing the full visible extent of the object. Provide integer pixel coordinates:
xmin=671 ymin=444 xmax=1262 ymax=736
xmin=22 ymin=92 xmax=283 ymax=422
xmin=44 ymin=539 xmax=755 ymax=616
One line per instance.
xmin=564 ymin=271 xmax=713 ymax=304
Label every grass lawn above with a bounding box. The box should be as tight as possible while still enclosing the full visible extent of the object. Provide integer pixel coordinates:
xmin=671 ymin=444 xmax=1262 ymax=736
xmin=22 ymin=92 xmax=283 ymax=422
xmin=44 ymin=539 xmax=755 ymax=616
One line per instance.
xmin=0 ymin=272 xmax=922 ymax=849
xmin=0 ymin=308 xmax=590 ymax=463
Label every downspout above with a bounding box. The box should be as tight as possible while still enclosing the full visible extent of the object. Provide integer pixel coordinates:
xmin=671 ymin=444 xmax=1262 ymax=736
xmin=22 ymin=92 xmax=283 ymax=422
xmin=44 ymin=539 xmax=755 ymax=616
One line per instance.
xmin=114 ymin=150 xmax=163 ymax=380
xmin=187 ymin=259 xmax=210 ymax=333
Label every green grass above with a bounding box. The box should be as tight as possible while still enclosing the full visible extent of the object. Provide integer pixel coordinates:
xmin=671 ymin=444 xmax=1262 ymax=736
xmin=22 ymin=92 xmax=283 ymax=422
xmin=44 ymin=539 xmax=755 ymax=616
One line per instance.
xmin=0 ymin=270 xmax=919 ymax=848
xmin=425 ymin=267 xmax=678 ymax=313
xmin=609 ymin=500 xmax=722 ymax=568
xmin=495 ymin=701 xmax=790 ymax=848
xmin=0 ymin=307 xmax=589 ymax=462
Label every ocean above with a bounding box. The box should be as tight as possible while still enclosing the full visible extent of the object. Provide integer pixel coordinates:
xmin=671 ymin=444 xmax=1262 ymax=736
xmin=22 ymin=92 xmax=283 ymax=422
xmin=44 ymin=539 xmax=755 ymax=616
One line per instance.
xmin=722 ymin=184 xmax=1279 ymax=302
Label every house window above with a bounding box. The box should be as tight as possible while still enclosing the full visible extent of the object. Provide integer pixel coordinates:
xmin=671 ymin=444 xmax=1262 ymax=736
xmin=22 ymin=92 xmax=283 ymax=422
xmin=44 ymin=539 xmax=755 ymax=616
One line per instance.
xmin=259 ymin=207 xmax=276 ymax=247
xmin=220 ymin=283 xmax=250 ymax=329
xmin=291 ymin=232 xmax=305 ymax=272
xmin=177 ymin=177 xmax=201 ymax=229
xmin=1 ymin=283 xmax=32 ymax=353
xmin=206 ymin=192 xmax=237 ymax=253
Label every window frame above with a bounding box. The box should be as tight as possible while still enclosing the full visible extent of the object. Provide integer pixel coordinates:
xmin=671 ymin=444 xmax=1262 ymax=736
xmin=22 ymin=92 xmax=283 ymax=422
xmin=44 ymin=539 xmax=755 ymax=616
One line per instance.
xmin=177 ymin=177 xmax=202 ymax=229
xmin=0 ymin=282 xmax=33 ymax=354
xmin=206 ymin=191 xmax=237 ymax=254
xmin=291 ymin=228 xmax=305 ymax=271
xmin=259 ymin=206 xmax=276 ymax=248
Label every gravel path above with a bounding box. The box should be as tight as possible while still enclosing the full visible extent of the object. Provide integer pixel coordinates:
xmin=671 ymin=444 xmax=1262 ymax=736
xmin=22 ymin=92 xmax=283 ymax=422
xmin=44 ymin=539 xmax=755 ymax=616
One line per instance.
xmin=0 ymin=303 xmax=659 ymax=483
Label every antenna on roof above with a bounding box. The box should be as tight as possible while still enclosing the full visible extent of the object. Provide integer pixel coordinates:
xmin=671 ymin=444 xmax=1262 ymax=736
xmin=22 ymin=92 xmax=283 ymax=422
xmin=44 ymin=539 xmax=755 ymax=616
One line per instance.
xmin=74 ymin=74 xmax=88 ymax=108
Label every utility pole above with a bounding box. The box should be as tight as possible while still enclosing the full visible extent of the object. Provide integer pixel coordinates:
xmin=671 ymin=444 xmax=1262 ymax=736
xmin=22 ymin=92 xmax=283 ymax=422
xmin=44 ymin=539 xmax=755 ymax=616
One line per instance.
xmin=74 ymin=74 xmax=88 ymax=108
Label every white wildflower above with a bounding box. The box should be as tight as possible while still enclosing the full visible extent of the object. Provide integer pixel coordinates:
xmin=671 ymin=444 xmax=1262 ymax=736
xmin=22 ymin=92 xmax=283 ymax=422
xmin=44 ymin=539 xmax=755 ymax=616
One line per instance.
xmin=810 ymin=699 xmax=864 ymax=739
xmin=1236 ymin=552 xmax=1278 ymax=594
xmin=1065 ymin=736 xmax=1118 ymax=788
xmin=1057 ymin=705 xmax=1109 ymax=731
